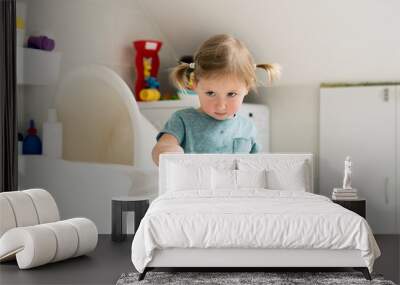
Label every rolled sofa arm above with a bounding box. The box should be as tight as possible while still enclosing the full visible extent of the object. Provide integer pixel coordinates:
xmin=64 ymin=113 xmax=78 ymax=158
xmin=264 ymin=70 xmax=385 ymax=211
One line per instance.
xmin=0 ymin=218 xmax=97 ymax=269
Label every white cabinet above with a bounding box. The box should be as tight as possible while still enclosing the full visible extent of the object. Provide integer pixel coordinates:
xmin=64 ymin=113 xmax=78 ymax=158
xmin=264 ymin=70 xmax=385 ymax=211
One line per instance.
xmin=397 ymin=86 xmax=400 ymax=235
xmin=240 ymin=103 xmax=270 ymax=152
xmin=138 ymin=99 xmax=200 ymax=130
xmin=319 ymin=84 xmax=399 ymax=234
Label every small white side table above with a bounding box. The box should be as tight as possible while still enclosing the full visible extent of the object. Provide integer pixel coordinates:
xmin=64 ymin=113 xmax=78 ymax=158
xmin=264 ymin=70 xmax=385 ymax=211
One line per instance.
xmin=111 ymin=194 xmax=156 ymax=242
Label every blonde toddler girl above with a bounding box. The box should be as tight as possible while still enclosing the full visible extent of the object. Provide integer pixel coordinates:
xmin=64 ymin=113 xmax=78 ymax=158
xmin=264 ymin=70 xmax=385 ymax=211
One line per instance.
xmin=152 ymin=34 xmax=280 ymax=166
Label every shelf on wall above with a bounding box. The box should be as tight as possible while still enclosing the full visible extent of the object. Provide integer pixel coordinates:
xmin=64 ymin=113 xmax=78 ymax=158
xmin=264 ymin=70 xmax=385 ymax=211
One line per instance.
xmin=138 ymin=97 xmax=199 ymax=109
xmin=17 ymin=47 xmax=62 ymax=85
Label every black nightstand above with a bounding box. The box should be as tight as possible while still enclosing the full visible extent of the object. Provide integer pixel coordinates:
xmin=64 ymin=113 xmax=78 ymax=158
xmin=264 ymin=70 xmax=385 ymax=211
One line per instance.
xmin=332 ymin=198 xmax=366 ymax=218
xmin=111 ymin=194 xmax=156 ymax=242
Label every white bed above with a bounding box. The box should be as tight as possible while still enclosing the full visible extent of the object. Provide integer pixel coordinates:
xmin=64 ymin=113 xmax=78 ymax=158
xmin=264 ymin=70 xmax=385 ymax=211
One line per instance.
xmin=131 ymin=154 xmax=380 ymax=280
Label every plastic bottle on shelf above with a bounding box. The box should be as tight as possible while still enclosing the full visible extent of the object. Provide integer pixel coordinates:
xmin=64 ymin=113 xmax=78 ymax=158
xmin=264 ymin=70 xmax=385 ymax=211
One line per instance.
xmin=22 ymin=120 xmax=42 ymax=155
xmin=43 ymin=109 xmax=62 ymax=158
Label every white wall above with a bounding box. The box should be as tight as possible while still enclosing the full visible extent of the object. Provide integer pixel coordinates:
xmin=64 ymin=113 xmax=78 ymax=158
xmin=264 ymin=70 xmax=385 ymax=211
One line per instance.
xmin=138 ymin=0 xmax=400 ymax=191
xmin=20 ymin=0 xmax=400 ymax=192
xmin=138 ymin=0 xmax=400 ymax=85
xmin=18 ymin=0 xmax=177 ymax=135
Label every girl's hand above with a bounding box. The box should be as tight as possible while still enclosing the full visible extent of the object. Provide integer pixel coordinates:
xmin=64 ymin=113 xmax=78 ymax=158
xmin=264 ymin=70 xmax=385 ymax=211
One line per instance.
xmin=158 ymin=144 xmax=184 ymax=154
xmin=152 ymin=134 xmax=183 ymax=166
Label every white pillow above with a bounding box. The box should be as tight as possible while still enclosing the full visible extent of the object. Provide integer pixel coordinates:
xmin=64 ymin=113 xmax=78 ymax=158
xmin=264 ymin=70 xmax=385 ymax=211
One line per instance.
xmin=211 ymin=168 xmax=267 ymax=190
xmin=212 ymin=168 xmax=237 ymax=190
xmin=167 ymin=162 xmax=212 ymax=191
xmin=266 ymin=162 xmax=307 ymax=191
xmin=237 ymin=158 xmax=309 ymax=191
xmin=236 ymin=169 xmax=267 ymax=188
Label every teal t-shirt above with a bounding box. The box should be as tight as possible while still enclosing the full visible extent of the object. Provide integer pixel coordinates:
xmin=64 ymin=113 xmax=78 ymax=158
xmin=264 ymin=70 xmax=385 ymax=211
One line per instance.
xmin=156 ymin=108 xmax=261 ymax=153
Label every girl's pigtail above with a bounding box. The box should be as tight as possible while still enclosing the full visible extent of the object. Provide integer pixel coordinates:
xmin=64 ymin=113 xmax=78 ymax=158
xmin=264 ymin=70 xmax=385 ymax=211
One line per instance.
xmin=256 ymin=63 xmax=282 ymax=85
xmin=170 ymin=62 xmax=193 ymax=90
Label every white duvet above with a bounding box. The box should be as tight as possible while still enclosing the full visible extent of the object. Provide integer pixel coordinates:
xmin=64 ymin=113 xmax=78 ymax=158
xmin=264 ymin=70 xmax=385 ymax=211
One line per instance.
xmin=131 ymin=190 xmax=380 ymax=273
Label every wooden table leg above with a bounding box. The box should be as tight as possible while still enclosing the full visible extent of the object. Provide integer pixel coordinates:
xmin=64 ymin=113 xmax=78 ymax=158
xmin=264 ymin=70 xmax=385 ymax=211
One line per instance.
xmin=112 ymin=200 xmax=126 ymax=241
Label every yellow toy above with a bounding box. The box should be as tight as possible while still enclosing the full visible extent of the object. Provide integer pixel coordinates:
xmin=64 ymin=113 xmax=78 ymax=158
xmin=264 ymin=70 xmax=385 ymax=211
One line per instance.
xmin=139 ymin=88 xmax=161 ymax=101
xmin=16 ymin=17 xmax=25 ymax=29
xmin=139 ymin=57 xmax=161 ymax=101
xmin=143 ymin=58 xmax=151 ymax=78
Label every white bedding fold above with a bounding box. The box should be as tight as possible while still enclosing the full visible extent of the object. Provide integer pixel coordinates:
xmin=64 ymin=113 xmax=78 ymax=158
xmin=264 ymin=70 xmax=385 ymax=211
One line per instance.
xmin=131 ymin=190 xmax=380 ymax=273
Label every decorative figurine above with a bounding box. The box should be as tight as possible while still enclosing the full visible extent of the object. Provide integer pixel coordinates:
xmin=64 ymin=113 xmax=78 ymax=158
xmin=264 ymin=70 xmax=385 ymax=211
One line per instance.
xmin=342 ymin=156 xmax=352 ymax=190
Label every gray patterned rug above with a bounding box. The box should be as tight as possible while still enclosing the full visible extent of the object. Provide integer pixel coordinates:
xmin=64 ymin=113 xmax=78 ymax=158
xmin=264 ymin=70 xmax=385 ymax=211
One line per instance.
xmin=116 ymin=271 xmax=396 ymax=285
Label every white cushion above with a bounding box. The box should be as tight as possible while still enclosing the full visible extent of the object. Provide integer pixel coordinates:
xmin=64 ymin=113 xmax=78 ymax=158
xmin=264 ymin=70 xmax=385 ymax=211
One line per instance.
xmin=167 ymin=162 xmax=212 ymax=191
xmin=0 ymin=196 xmax=17 ymax=237
xmin=212 ymin=169 xmax=237 ymax=190
xmin=24 ymin=189 xmax=60 ymax=223
xmin=0 ymin=218 xmax=97 ymax=269
xmin=0 ymin=226 xmax=57 ymax=269
xmin=65 ymin=218 xmax=98 ymax=257
xmin=266 ymin=163 xmax=307 ymax=191
xmin=237 ymin=169 xmax=267 ymax=189
xmin=211 ymin=169 xmax=267 ymax=191
xmin=0 ymin=189 xmax=59 ymax=234
xmin=159 ymin=154 xmax=237 ymax=195
xmin=0 ymin=192 xmax=39 ymax=227
xmin=238 ymin=159 xmax=308 ymax=191
xmin=0 ymin=189 xmax=98 ymax=269
xmin=42 ymin=221 xmax=79 ymax=262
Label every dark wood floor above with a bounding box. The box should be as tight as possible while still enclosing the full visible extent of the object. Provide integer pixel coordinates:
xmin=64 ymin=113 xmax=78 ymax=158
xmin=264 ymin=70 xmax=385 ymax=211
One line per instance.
xmin=1 ymin=235 xmax=399 ymax=285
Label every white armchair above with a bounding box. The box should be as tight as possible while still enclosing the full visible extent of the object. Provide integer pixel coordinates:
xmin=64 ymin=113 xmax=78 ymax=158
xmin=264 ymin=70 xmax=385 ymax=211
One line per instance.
xmin=0 ymin=189 xmax=98 ymax=269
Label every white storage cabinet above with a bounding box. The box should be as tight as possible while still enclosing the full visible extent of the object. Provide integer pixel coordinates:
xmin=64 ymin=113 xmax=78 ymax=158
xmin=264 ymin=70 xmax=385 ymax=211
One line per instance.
xmin=320 ymin=84 xmax=399 ymax=234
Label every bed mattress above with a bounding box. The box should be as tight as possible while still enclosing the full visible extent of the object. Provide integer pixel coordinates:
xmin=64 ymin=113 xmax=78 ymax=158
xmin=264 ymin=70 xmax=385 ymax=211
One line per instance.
xmin=131 ymin=189 xmax=380 ymax=273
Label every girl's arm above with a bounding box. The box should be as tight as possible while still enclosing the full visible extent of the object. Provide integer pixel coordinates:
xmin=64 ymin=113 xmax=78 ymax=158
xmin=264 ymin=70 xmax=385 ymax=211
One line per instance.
xmin=151 ymin=133 xmax=184 ymax=166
